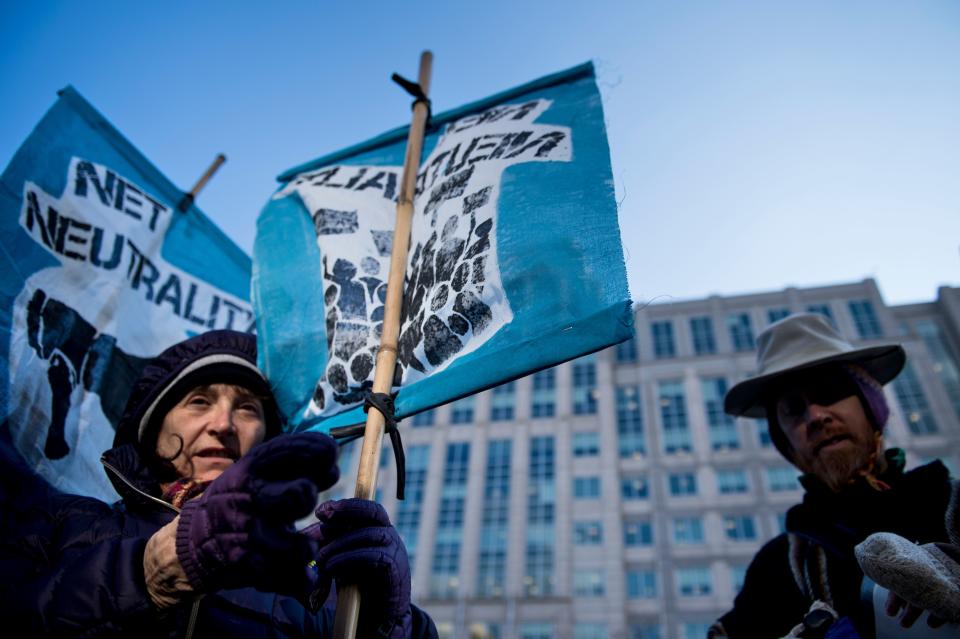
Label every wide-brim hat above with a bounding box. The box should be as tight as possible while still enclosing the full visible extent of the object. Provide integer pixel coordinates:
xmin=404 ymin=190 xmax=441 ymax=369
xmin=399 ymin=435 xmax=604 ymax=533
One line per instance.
xmin=724 ymin=313 xmax=905 ymax=419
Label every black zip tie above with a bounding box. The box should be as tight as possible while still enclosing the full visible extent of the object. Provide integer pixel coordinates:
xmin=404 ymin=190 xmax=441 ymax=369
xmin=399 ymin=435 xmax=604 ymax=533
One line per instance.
xmin=391 ymin=72 xmax=432 ymax=124
xmin=176 ymin=192 xmax=194 ymax=213
xmin=327 ymin=392 xmax=406 ymax=500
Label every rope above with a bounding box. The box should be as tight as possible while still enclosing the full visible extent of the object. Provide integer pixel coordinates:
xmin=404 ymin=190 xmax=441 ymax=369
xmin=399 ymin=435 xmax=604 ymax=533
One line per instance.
xmin=328 ymin=392 xmax=406 ymax=500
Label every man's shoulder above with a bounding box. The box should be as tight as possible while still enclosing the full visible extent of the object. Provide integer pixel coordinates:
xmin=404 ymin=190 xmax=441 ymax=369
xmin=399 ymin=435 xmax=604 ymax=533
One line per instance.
xmin=747 ymin=531 xmax=792 ymax=570
xmin=905 ymin=458 xmax=951 ymax=481
xmin=899 ymin=458 xmax=953 ymax=506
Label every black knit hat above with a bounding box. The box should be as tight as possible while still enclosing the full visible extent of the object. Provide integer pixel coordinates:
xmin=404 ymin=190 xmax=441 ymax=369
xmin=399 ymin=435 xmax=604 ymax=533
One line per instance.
xmin=114 ymin=330 xmax=283 ymax=451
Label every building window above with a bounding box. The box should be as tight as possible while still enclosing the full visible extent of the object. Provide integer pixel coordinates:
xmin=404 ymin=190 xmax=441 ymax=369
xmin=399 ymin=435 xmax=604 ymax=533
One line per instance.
xmin=627 ymin=624 xmax=661 ymax=639
xmin=893 ymin=362 xmax=939 ymax=434
xmin=651 ymin=321 xmax=676 ymax=359
xmin=395 ymin=445 xmax=429 ymax=568
xmin=730 ymin=564 xmax=748 ymax=592
xmin=623 ymin=520 xmax=654 ymax=547
xmin=572 ymin=570 xmax=606 ymax=597
xmin=572 ymin=354 xmax=598 ymax=415
xmin=672 ymin=517 xmax=705 ymax=545
xmin=411 ymin=409 xmax=435 ymax=427
xmin=676 ymin=566 xmax=713 ymax=597
xmin=728 ymin=312 xmax=755 ymax=351
xmin=767 ymin=307 xmax=790 ymax=324
xmin=848 ymin=299 xmax=882 ymax=338
xmin=520 ymin=623 xmax=554 ymax=639
xmin=616 ymin=336 xmax=638 ymax=363
xmin=626 ymin=569 xmax=658 ymax=599
xmin=574 ymin=624 xmax=608 ymax=639
xmin=531 ymin=368 xmax=556 ymax=418
xmin=716 ymin=469 xmax=749 ymax=494
xmin=702 ymin=377 xmax=739 ymax=450
xmin=756 ymin=419 xmax=773 ymax=447
xmin=489 ymin=381 xmax=516 ymax=421
xmin=574 ymin=476 xmax=601 ymax=499
xmin=525 ymin=436 xmax=555 ymax=596
xmin=777 ymin=512 xmax=788 ymax=534
xmin=478 ymin=439 xmax=511 ymax=597
xmin=573 ymin=520 xmax=604 ymax=545
xmin=431 ymin=442 xmax=469 ymax=598
xmin=431 ymin=541 xmax=460 ymax=600
xmin=806 ymin=303 xmax=835 ymax=327
xmin=683 ymin=623 xmax=713 ymax=639
xmin=723 ymin=515 xmax=757 ymax=541
xmin=450 ymin=395 xmax=475 ymax=425
xmin=690 ymin=316 xmax=716 ymax=355
xmin=915 ymin=319 xmax=960 ymax=420
xmin=469 ymin=624 xmax=501 ymax=639
xmin=668 ymin=472 xmax=698 ymax=497
xmin=617 ymin=385 xmax=646 ymax=458
xmin=767 ymin=467 xmax=800 ymax=492
xmin=573 ymin=431 xmax=600 ymax=457
xmin=621 ymin=474 xmax=649 ymax=500
xmin=658 ymin=380 xmax=693 ymax=453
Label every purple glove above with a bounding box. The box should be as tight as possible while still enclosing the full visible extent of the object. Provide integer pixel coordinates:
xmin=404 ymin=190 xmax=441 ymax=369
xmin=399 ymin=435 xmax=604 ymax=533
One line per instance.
xmin=303 ymin=499 xmax=412 ymax=638
xmin=175 ymin=432 xmax=339 ymax=595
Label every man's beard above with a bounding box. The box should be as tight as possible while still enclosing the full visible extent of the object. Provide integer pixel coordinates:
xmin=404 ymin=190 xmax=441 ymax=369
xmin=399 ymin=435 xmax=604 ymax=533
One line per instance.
xmin=804 ymin=432 xmax=884 ymax=492
xmin=810 ymin=443 xmax=873 ymax=492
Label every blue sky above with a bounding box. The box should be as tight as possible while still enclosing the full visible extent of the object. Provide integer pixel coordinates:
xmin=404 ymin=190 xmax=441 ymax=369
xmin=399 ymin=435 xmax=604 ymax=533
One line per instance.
xmin=2 ymin=1 xmax=957 ymax=305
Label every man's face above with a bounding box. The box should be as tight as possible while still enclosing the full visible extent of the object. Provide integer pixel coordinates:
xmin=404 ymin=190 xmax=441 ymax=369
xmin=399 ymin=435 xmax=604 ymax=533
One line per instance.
xmin=774 ymin=369 xmax=878 ymax=491
xmin=156 ymin=383 xmax=267 ymax=484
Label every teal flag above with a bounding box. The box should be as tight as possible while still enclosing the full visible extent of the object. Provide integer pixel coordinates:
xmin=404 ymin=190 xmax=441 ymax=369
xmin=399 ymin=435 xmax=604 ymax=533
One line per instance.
xmin=0 ymin=87 xmax=252 ymax=500
xmin=254 ymin=62 xmax=632 ymax=431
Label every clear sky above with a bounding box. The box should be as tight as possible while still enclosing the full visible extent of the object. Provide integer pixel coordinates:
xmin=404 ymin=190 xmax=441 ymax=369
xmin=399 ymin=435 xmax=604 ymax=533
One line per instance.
xmin=2 ymin=1 xmax=957 ymax=306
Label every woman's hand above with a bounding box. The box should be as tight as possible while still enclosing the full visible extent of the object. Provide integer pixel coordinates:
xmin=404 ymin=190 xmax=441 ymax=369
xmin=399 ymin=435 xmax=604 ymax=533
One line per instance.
xmin=302 ymin=499 xmax=412 ymax=638
xmin=175 ymin=432 xmax=339 ymax=595
xmin=144 ymin=518 xmax=192 ymax=609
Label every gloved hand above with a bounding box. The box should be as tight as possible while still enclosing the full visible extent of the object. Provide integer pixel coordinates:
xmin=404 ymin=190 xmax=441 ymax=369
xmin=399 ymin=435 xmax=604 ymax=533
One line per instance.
xmin=303 ymin=499 xmax=412 ymax=638
xmin=175 ymin=432 xmax=339 ymax=595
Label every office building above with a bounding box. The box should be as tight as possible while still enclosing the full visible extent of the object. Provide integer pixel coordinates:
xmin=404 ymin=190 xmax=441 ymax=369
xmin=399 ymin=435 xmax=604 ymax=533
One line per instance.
xmin=333 ymin=279 xmax=960 ymax=639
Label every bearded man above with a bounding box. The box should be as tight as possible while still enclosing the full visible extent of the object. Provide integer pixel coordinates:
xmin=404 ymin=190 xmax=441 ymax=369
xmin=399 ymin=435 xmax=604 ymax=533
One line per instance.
xmin=709 ymin=313 xmax=956 ymax=638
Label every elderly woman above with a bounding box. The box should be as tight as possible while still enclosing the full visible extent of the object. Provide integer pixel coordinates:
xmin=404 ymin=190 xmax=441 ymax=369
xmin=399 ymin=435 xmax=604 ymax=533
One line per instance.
xmin=4 ymin=330 xmax=436 ymax=638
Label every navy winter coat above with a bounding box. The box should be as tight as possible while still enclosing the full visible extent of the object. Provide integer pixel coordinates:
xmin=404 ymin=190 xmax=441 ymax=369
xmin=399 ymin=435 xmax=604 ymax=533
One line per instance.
xmin=713 ymin=455 xmax=953 ymax=638
xmin=0 ymin=440 xmax=436 ymax=638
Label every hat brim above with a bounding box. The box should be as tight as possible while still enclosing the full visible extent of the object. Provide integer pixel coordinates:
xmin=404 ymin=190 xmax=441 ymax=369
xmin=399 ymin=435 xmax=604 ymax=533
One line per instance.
xmin=724 ymin=344 xmax=906 ymax=419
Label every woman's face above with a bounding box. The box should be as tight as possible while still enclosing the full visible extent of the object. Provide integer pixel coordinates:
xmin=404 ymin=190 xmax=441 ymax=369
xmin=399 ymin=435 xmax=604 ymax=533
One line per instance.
xmin=156 ymin=383 xmax=267 ymax=484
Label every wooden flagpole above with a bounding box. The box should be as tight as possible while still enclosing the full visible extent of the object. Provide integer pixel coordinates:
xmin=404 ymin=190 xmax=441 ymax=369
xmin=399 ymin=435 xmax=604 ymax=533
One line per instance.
xmin=177 ymin=153 xmax=227 ymax=212
xmin=332 ymin=50 xmax=433 ymax=639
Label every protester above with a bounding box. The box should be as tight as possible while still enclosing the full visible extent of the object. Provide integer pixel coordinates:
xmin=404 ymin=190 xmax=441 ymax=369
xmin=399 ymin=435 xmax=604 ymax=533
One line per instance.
xmin=0 ymin=329 xmax=437 ymax=638
xmin=709 ymin=314 xmax=956 ymax=638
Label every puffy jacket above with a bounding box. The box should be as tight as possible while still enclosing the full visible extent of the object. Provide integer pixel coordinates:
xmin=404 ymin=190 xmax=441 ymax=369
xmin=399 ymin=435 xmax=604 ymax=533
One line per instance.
xmin=0 ymin=438 xmax=437 ymax=638
xmin=713 ymin=453 xmax=953 ymax=638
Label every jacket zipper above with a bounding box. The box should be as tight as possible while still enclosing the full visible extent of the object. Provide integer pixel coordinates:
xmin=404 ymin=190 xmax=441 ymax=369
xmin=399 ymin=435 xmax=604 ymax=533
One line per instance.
xmin=100 ymin=457 xmax=202 ymax=639
xmin=100 ymin=457 xmax=180 ymax=514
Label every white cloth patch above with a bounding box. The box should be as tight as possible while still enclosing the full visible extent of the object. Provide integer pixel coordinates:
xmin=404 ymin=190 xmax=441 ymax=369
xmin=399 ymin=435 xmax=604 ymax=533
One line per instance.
xmin=280 ymin=99 xmax=571 ymax=418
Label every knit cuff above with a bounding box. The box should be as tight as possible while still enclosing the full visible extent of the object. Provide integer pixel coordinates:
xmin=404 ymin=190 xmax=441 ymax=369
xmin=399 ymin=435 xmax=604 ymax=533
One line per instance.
xmin=175 ymin=499 xmax=209 ymax=591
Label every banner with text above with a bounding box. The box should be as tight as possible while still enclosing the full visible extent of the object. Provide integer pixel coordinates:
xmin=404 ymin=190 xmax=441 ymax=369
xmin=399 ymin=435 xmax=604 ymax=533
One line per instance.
xmin=254 ymin=62 xmax=632 ymax=430
xmin=0 ymin=87 xmax=252 ymax=501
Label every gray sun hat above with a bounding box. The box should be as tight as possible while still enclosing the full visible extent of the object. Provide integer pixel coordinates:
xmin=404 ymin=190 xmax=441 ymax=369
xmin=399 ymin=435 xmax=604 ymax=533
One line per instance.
xmin=724 ymin=313 xmax=905 ymax=419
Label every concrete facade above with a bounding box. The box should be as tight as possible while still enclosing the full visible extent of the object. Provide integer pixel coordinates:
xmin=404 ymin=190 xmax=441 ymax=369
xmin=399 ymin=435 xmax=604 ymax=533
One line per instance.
xmin=333 ymin=279 xmax=960 ymax=639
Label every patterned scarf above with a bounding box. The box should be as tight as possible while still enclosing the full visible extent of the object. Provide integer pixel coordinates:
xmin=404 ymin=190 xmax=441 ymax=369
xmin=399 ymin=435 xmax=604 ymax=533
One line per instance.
xmin=161 ymin=478 xmax=212 ymax=510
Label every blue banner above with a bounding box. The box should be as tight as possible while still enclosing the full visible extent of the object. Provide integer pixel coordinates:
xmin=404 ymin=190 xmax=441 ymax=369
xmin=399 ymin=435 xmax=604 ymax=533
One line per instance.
xmin=254 ymin=62 xmax=633 ymax=431
xmin=0 ymin=87 xmax=253 ymax=501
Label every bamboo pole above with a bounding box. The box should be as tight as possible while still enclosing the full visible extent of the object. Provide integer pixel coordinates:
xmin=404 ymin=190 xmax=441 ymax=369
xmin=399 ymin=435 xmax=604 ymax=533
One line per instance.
xmin=177 ymin=153 xmax=227 ymax=212
xmin=332 ymin=50 xmax=433 ymax=639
